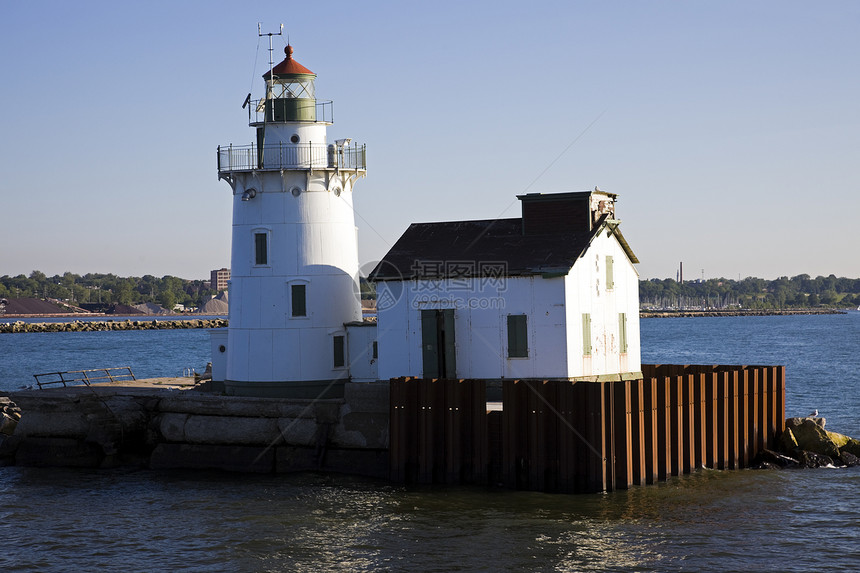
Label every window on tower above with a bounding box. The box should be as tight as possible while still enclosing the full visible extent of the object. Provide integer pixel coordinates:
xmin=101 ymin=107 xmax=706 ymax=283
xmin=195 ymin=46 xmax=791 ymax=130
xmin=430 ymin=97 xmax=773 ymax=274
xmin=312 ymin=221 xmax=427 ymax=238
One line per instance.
xmin=291 ymin=284 xmax=307 ymax=317
xmin=254 ymin=232 xmax=268 ymax=266
xmin=333 ymin=335 xmax=346 ymax=368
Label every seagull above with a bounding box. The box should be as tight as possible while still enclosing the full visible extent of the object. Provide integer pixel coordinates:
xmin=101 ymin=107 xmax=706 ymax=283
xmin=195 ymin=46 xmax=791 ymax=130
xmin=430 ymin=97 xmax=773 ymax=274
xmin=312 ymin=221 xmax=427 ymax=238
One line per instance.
xmin=810 ymin=409 xmax=819 ymax=417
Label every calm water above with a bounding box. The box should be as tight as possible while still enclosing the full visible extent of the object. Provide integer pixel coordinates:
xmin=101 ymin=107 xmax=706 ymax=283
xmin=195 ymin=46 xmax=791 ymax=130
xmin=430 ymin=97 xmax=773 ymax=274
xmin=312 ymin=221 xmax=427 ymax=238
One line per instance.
xmin=0 ymin=327 xmax=213 ymax=388
xmin=1 ymin=313 xmax=859 ymax=571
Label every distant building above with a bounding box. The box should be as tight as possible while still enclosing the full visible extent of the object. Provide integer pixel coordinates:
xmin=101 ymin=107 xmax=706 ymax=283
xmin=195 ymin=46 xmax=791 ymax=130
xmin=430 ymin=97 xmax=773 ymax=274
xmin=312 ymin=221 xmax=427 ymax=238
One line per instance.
xmin=210 ymin=268 xmax=230 ymax=292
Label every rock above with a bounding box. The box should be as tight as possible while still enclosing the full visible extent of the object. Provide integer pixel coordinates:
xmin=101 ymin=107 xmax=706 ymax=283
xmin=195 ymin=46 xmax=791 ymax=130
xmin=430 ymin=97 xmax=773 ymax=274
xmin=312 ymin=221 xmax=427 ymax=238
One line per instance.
xmin=752 ymin=448 xmax=798 ymax=469
xmin=826 ymin=431 xmax=860 ymax=457
xmin=797 ymin=451 xmax=835 ymax=468
xmin=0 ymin=398 xmax=22 ymax=435
xmin=786 ymin=416 xmax=825 ymax=430
xmin=786 ymin=419 xmax=840 ymax=458
xmin=778 ymin=417 xmax=860 ymax=470
xmin=0 ymin=412 xmax=18 ymax=436
xmin=778 ymin=427 xmax=799 ymax=454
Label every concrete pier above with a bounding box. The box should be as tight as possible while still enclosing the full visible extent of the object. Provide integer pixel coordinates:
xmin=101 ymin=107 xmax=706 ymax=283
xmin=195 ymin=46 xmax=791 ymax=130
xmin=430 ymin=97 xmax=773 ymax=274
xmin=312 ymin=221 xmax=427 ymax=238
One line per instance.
xmin=1 ymin=379 xmax=389 ymax=477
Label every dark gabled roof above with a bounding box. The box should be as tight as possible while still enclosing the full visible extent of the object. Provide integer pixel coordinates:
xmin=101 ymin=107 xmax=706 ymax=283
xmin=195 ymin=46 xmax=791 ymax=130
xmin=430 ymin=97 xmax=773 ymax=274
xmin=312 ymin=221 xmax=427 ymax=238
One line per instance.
xmin=371 ymin=215 xmax=638 ymax=281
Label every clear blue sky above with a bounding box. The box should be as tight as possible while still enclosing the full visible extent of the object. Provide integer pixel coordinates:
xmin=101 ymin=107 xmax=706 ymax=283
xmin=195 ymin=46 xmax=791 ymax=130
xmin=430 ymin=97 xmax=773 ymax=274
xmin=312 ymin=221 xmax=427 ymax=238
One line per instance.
xmin=1 ymin=1 xmax=858 ymax=281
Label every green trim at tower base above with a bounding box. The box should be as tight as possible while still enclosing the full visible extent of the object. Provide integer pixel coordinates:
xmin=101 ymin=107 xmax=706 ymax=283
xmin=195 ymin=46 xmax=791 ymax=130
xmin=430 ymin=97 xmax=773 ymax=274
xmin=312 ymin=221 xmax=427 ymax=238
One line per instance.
xmin=224 ymin=378 xmax=345 ymax=399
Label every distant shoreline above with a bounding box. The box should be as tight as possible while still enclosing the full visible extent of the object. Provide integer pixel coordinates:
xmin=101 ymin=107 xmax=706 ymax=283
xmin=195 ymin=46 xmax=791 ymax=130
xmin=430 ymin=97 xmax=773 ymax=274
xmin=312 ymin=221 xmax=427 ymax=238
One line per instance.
xmin=1 ymin=309 xmax=848 ymax=327
xmin=640 ymin=309 xmax=846 ymax=318
xmin=0 ymin=318 xmax=228 ymax=333
xmin=0 ymin=313 xmax=225 ymax=319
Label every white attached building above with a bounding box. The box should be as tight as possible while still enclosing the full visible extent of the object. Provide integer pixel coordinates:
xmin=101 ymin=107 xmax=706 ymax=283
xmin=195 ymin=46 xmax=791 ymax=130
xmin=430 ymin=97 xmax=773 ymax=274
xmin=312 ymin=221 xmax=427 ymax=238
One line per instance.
xmin=371 ymin=190 xmax=641 ymax=380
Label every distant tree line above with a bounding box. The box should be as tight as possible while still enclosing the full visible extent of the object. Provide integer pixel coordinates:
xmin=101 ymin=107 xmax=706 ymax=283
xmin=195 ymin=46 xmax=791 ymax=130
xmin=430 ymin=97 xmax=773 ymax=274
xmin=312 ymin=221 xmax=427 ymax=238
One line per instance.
xmin=0 ymin=271 xmax=220 ymax=311
xmin=640 ymin=274 xmax=860 ymax=310
xmin=3 ymin=270 xmax=859 ymax=312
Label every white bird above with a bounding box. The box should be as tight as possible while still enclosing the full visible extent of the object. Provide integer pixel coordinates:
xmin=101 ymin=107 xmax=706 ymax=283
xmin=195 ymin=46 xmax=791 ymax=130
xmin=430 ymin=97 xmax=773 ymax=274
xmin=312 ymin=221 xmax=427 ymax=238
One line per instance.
xmin=810 ymin=409 xmax=819 ymax=417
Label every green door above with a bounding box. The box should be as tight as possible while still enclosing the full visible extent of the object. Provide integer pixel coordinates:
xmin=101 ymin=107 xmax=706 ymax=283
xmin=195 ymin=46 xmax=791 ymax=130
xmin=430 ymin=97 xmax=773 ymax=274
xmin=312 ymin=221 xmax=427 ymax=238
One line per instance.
xmin=421 ymin=309 xmax=456 ymax=379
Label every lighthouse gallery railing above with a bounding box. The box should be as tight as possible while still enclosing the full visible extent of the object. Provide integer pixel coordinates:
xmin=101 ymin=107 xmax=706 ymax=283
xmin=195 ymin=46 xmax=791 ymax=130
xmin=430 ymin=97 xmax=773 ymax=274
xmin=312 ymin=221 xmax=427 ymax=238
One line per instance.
xmin=217 ymin=142 xmax=366 ymax=173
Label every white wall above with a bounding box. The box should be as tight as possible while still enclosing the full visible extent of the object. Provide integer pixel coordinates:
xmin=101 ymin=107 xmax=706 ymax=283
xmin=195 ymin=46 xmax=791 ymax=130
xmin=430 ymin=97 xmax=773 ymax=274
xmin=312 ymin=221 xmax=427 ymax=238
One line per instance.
xmin=376 ymin=276 xmax=568 ymax=380
xmin=225 ymin=162 xmax=362 ymax=384
xmin=564 ymin=229 xmax=641 ymax=377
xmin=376 ymin=230 xmax=641 ymax=381
xmin=375 ymin=281 xmax=413 ymax=379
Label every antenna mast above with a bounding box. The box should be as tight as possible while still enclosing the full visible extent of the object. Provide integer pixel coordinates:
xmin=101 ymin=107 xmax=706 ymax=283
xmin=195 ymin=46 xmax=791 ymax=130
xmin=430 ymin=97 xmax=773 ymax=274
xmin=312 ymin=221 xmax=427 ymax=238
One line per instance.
xmin=258 ymin=22 xmax=284 ymax=122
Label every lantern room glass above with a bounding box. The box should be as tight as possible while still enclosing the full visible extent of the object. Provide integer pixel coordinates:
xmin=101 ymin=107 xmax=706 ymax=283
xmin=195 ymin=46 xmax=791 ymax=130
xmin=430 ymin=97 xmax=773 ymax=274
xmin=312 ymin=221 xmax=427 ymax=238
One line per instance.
xmin=267 ymin=77 xmax=315 ymax=100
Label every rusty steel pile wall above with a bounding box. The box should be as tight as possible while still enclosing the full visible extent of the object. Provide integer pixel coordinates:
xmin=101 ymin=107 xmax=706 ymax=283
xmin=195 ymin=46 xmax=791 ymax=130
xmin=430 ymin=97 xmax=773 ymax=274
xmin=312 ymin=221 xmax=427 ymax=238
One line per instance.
xmin=389 ymin=365 xmax=785 ymax=493
xmin=389 ymin=378 xmax=488 ymax=485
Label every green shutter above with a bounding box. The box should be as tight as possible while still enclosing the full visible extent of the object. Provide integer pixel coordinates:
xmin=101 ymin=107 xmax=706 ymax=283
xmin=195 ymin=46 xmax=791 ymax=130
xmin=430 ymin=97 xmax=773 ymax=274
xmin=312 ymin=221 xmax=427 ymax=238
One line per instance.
xmin=507 ymin=314 xmax=528 ymax=358
xmin=254 ymin=233 xmax=268 ymax=265
xmin=606 ymin=255 xmax=614 ymax=290
xmin=333 ymin=335 xmax=345 ymax=368
xmin=619 ymin=312 xmax=628 ymax=353
xmin=582 ymin=313 xmax=592 ymax=356
xmin=291 ymin=284 xmax=306 ymax=317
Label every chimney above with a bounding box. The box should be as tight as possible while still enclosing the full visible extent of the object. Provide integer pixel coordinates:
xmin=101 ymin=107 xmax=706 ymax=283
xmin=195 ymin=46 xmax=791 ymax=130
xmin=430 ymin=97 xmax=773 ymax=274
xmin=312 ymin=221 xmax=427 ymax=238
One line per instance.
xmin=517 ymin=189 xmax=616 ymax=235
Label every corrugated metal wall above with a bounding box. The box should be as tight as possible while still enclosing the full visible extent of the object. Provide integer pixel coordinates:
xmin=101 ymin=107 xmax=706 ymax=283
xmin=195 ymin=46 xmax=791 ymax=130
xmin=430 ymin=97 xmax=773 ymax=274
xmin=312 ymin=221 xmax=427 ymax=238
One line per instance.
xmin=389 ymin=365 xmax=785 ymax=493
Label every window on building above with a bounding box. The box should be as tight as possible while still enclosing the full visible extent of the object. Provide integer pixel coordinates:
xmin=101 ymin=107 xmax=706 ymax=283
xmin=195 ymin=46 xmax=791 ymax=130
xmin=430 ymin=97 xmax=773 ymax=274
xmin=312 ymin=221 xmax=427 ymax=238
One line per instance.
xmin=582 ymin=313 xmax=592 ymax=356
xmin=507 ymin=314 xmax=528 ymax=358
xmin=333 ymin=335 xmax=345 ymax=368
xmin=291 ymin=284 xmax=307 ymax=317
xmin=606 ymin=255 xmax=614 ymax=290
xmin=254 ymin=232 xmax=268 ymax=266
xmin=619 ymin=312 xmax=628 ymax=354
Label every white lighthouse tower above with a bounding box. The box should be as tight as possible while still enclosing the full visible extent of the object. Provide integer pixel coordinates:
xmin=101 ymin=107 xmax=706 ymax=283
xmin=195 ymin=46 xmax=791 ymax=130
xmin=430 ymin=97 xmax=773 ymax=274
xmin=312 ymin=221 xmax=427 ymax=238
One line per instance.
xmin=216 ymin=42 xmax=367 ymax=398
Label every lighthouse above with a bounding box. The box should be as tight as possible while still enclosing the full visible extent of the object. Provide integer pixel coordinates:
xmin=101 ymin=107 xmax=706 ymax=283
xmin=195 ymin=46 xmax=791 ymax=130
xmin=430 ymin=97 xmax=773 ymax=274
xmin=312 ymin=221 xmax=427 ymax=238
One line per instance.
xmin=215 ymin=43 xmax=367 ymax=398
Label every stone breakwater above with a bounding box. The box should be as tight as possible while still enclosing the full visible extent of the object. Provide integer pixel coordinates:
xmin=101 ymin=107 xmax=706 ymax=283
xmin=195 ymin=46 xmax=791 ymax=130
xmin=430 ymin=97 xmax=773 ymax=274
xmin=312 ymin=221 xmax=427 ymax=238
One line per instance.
xmin=0 ymin=318 xmax=228 ymax=334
